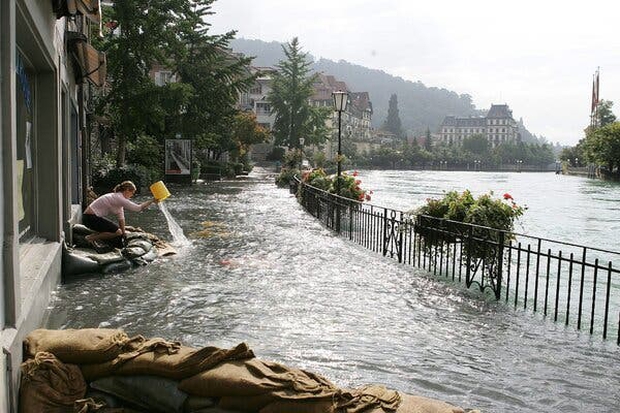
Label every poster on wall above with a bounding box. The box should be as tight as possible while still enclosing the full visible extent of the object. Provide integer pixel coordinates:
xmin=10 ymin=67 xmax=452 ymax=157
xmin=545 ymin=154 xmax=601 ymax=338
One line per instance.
xmin=25 ymin=121 xmax=32 ymax=169
xmin=164 ymin=139 xmax=191 ymax=175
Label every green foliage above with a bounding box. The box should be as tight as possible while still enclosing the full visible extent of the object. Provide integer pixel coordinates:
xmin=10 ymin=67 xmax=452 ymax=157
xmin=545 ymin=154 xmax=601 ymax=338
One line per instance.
xmin=597 ymin=100 xmax=617 ymax=127
xmin=91 ymin=164 xmax=154 ymax=195
xmin=583 ymin=121 xmax=620 ymax=172
xmin=275 ymin=168 xmax=299 ymax=187
xmin=382 ymin=94 xmax=404 ymax=139
xmin=93 ymin=0 xmax=255 ymax=169
xmin=302 ymin=168 xmax=332 ymax=191
xmin=266 ymin=147 xmax=285 ymax=162
xmin=416 ymin=190 xmax=525 ymax=233
xmin=299 ymin=169 xmax=372 ymax=202
xmin=268 ymin=38 xmax=330 ymax=149
xmin=462 ymin=134 xmax=489 ymax=155
xmin=126 ymin=135 xmax=163 ymax=179
xmin=414 ymin=190 xmax=526 ymax=266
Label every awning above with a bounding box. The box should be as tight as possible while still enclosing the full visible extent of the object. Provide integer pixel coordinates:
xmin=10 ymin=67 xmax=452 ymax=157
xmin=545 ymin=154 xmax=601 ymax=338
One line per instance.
xmin=68 ymin=33 xmax=107 ymax=87
xmin=52 ymin=0 xmax=101 ymax=23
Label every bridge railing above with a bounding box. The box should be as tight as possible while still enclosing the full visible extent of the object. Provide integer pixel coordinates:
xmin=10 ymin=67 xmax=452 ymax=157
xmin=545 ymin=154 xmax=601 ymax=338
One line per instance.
xmin=297 ymin=180 xmax=620 ymax=344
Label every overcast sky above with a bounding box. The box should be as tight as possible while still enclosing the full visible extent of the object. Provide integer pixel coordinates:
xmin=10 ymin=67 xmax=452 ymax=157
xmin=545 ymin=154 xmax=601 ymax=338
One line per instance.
xmin=208 ymin=0 xmax=619 ymax=146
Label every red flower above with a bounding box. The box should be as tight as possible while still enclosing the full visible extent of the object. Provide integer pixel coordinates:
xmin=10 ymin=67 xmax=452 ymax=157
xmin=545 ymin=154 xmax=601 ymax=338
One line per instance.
xmin=503 ymin=193 xmax=513 ymax=200
xmin=353 ymin=171 xmax=359 ymax=177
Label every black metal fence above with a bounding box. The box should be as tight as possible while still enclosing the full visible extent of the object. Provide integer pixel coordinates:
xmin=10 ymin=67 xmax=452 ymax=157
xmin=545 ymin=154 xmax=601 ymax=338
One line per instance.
xmin=297 ymin=180 xmax=620 ymax=344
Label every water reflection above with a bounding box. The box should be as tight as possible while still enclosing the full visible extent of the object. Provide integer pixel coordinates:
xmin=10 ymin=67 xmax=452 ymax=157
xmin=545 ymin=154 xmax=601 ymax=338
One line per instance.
xmin=47 ymin=168 xmax=620 ymax=413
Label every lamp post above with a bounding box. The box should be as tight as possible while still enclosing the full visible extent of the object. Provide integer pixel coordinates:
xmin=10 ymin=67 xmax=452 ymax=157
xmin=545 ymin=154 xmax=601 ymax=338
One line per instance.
xmin=299 ymin=137 xmax=305 ymax=173
xmin=332 ymin=90 xmax=348 ymax=194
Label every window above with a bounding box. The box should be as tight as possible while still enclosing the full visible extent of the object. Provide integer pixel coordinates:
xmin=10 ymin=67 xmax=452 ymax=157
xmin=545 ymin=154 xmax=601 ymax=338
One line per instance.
xmin=256 ymin=102 xmax=271 ymax=115
xmin=155 ymin=70 xmax=176 ymax=86
xmin=16 ymin=53 xmax=36 ymax=242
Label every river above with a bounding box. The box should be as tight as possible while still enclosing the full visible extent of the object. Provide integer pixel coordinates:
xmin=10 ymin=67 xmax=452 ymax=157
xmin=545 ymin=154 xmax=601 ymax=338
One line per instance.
xmin=46 ymin=168 xmax=620 ymax=413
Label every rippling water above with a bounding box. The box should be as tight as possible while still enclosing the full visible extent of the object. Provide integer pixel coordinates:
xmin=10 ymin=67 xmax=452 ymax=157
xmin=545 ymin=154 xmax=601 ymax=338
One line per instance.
xmin=47 ymin=168 xmax=620 ymax=413
xmin=359 ymin=170 xmax=620 ymax=251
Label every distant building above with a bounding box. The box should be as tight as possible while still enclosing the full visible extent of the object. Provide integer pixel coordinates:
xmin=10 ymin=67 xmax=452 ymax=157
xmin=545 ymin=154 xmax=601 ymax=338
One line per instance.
xmin=439 ymin=104 xmax=520 ymax=148
xmin=311 ymin=73 xmax=373 ymax=159
xmin=237 ymin=67 xmax=279 ymax=161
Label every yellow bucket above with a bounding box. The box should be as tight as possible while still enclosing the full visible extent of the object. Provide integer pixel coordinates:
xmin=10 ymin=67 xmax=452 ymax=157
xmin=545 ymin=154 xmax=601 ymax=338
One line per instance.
xmin=150 ymin=181 xmax=171 ymax=201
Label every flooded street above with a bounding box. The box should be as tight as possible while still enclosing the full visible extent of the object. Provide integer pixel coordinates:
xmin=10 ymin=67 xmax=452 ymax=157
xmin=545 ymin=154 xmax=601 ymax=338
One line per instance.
xmin=47 ymin=168 xmax=620 ymax=413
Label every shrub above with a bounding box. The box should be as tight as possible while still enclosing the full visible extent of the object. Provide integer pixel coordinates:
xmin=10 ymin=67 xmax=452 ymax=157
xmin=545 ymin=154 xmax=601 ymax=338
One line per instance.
xmin=275 ymin=168 xmax=299 ymax=187
xmin=299 ymin=169 xmax=372 ymax=202
xmin=413 ymin=190 xmax=526 ymax=267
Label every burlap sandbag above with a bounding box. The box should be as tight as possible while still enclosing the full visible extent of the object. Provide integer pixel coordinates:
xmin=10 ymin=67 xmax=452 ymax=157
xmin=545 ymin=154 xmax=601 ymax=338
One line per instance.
xmin=81 ymin=340 xmax=253 ymax=381
xmin=24 ymin=328 xmax=141 ymax=364
xmin=337 ymin=385 xmax=401 ymax=413
xmin=178 ymin=357 xmax=337 ymax=400
xmin=19 ymin=352 xmax=87 ymax=413
xmin=395 ymin=394 xmax=465 ymax=413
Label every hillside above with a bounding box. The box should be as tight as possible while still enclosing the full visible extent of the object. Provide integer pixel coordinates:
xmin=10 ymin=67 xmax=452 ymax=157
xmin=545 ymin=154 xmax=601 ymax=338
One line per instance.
xmin=230 ymin=38 xmax=539 ymax=141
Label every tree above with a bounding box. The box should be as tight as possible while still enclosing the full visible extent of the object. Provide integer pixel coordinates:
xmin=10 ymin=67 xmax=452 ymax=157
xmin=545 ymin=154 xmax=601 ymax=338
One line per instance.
xmin=174 ymin=2 xmax=255 ymax=160
xmin=95 ymin=0 xmax=255 ymax=167
xmin=424 ymin=128 xmax=433 ymax=152
xmin=382 ymin=94 xmax=404 ymax=139
xmin=597 ymin=100 xmax=617 ymax=127
xmin=230 ymin=112 xmax=269 ymax=163
xmin=97 ymin=0 xmax=187 ymax=167
xmin=268 ymin=38 xmax=330 ymax=149
xmin=462 ymin=134 xmax=489 ymax=155
xmin=583 ymin=121 xmax=620 ymax=173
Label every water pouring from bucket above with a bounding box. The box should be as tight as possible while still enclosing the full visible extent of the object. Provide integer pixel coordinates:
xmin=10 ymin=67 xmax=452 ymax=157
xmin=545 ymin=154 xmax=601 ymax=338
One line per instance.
xmin=150 ymin=181 xmax=190 ymax=246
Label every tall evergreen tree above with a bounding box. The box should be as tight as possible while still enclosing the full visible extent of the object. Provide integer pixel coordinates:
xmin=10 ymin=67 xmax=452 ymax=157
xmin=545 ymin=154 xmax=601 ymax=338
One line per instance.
xmin=382 ymin=94 xmax=404 ymax=139
xmin=268 ymin=38 xmax=329 ymax=149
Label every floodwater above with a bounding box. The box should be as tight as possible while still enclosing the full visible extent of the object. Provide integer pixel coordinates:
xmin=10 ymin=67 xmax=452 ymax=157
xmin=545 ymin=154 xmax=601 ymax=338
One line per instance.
xmin=47 ymin=168 xmax=620 ymax=413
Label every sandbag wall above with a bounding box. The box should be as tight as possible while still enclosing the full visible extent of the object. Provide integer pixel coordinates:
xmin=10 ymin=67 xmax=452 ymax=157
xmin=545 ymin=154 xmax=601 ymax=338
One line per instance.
xmin=19 ymin=328 xmax=473 ymax=413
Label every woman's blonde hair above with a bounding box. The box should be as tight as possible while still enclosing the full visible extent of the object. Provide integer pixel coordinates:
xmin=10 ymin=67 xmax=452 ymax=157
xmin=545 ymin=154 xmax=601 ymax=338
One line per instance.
xmin=114 ymin=181 xmax=137 ymax=193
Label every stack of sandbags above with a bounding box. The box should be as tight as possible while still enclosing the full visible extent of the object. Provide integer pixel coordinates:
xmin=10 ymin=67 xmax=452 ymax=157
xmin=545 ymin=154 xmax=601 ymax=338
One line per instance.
xmin=20 ymin=328 xmax=476 ymax=413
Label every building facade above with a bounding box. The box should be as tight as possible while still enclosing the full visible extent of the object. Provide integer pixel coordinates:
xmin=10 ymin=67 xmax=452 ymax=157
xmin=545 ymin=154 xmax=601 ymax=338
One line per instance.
xmin=238 ymin=67 xmax=278 ymax=161
xmin=311 ymin=74 xmax=373 ymax=159
xmin=1 ymin=1 xmax=104 ymax=410
xmin=439 ymin=104 xmax=520 ymax=148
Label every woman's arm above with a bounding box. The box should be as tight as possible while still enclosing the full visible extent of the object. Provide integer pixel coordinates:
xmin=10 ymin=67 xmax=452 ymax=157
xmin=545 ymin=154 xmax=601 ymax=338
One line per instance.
xmin=138 ymin=198 xmax=158 ymax=211
xmin=121 ymin=197 xmax=158 ymax=212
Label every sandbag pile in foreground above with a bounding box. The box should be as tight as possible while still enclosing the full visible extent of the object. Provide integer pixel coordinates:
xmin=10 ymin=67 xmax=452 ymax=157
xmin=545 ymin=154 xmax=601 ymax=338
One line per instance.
xmin=19 ymin=328 xmax=478 ymax=413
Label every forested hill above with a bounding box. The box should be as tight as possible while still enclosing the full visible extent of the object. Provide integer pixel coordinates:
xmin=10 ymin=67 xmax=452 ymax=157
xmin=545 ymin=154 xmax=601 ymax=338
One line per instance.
xmin=229 ymin=38 xmax=540 ymax=140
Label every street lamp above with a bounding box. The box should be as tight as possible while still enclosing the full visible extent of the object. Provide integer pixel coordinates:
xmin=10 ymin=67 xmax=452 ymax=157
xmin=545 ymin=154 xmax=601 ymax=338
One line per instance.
xmin=332 ymin=90 xmax=348 ymax=194
xmin=299 ymin=137 xmax=305 ymax=172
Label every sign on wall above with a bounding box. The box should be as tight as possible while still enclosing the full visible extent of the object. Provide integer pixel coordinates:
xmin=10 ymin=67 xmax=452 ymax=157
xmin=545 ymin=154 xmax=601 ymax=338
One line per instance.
xmin=165 ymin=139 xmax=191 ymax=176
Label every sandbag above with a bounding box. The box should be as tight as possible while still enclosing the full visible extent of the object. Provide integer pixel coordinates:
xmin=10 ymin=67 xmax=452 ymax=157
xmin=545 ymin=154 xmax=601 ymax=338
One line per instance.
xmin=88 ymin=252 xmax=126 ymax=265
xmin=259 ymin=397 xmax=335 ymax=413
xmin=62 ymin=247 xmax=102 ymax=276
xmin=395 ymin=394 xmax=465 ymax=413
xmin=24 ymin=328 xmax=142 ymax=364
xmin=19 ymin=352 xmax=87 ymax=413
xmin=90 ymin=375 xmax=188 ymax=413
xmin=337 ymin=385 xmax=401 ymax=413
xmin=178 ymin=358 xmax=337 ymax=400
xmin=81 ymin=341 xmax=253 ymax=382
xmin=102 ymin=259 xmax=133 ymax=274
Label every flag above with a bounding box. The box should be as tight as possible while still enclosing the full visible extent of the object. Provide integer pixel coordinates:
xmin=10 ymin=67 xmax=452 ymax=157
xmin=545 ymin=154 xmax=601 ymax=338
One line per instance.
xmin=591 ymin=70 xmax=599 ymax=115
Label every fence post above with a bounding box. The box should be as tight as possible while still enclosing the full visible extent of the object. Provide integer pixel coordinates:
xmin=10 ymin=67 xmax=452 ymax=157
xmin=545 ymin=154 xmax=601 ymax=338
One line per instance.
xmin=495 ymin=231 xmax=504 ymax=300
xmin=382 ymin=208 xmax=388 ymax=256
xmin=398 ymin=211 xmax=404 ymax=263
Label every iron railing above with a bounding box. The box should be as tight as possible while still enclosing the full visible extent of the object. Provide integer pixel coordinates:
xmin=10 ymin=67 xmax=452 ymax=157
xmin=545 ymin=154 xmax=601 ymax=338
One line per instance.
xmin=297 ymin=180 xmax=620 ymax=344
